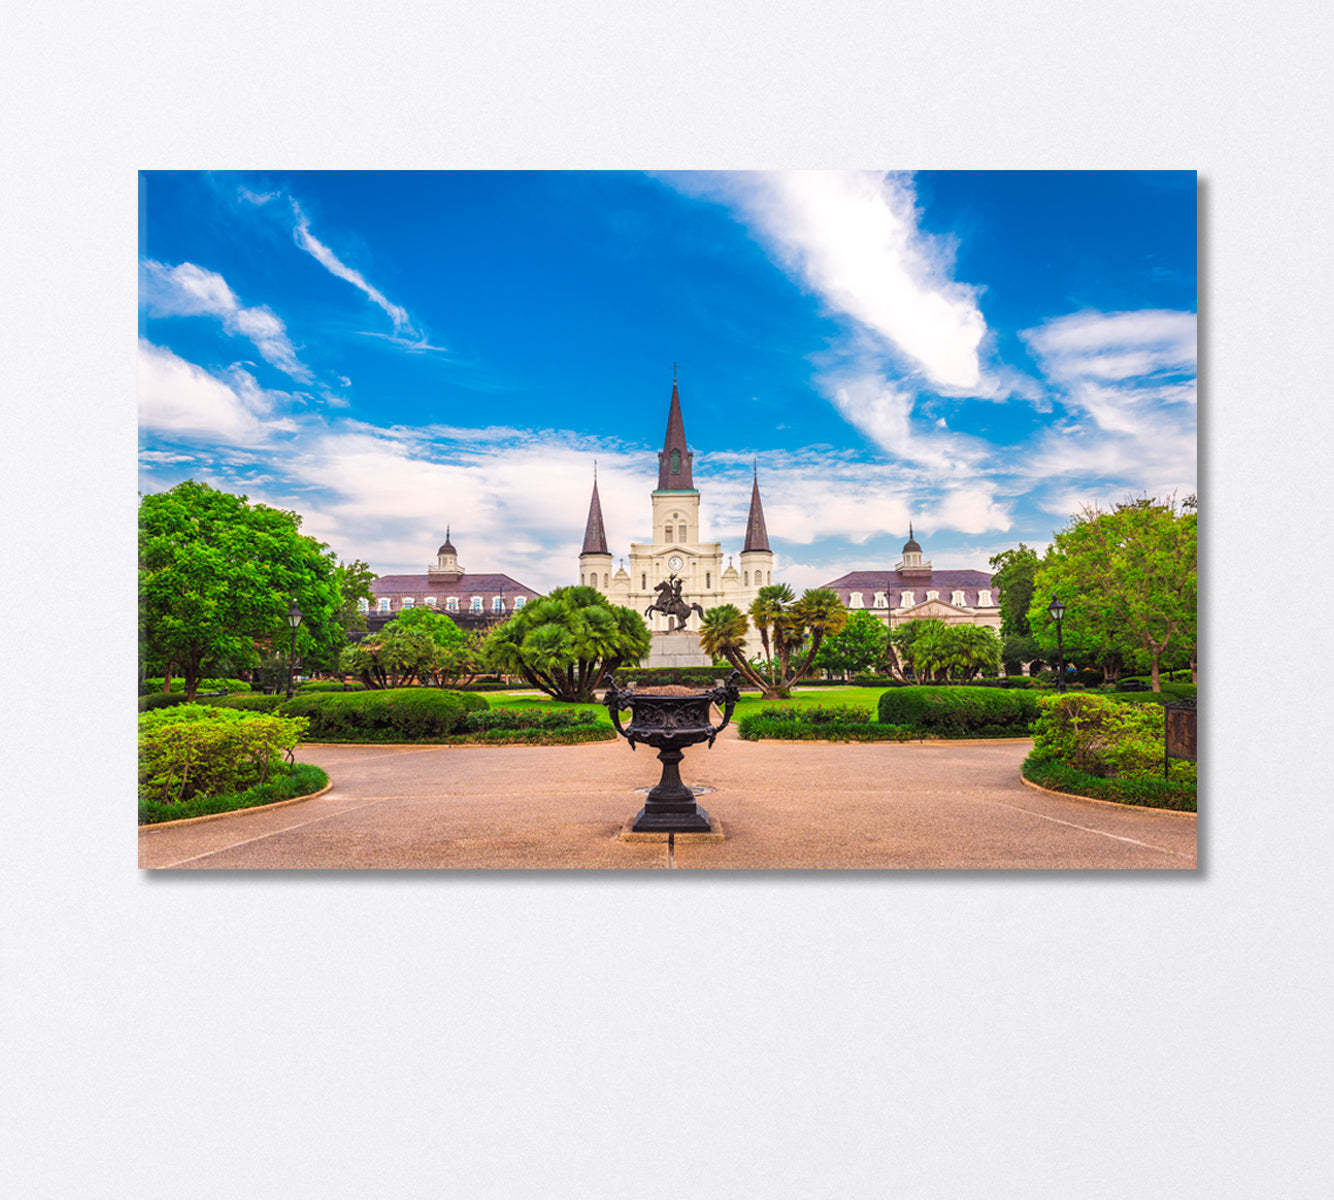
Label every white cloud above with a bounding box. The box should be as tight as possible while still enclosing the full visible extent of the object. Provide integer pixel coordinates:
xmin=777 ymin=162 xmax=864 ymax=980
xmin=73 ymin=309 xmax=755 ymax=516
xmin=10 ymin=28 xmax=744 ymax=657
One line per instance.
xmin=669 ymin=170 xmax=987 ymax=391
xmin=138 ymin=340 xmax=298 ymax=446
xmin=139 ymin=260 xmax=312 ymax=382
xmin=290 ymin=200 xmax=416 ymax=335
xmin=1018 ymin=308 xmax=1197 ymax=499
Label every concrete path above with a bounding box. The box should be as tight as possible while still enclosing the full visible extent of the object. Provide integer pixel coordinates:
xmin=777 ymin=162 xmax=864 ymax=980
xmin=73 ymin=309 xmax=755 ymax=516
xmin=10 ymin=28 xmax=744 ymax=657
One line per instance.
xmin=138 ymin=729 xmax=1196 ymax=870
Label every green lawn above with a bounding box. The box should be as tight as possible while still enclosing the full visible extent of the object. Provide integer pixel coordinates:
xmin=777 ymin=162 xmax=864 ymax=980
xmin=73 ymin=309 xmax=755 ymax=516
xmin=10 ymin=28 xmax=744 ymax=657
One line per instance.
xmin=483 ymin=685 xmax=889 ymax=723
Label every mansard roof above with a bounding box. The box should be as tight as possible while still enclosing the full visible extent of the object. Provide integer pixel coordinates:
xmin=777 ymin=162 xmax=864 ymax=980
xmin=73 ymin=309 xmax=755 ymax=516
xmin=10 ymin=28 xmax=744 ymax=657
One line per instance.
xmin=656 ymin=379 xmax=695 ymax=490
xmin=371 ymin=572 xmax=540 ymax=598
xmin=580 ymin=476 xmax=610 ymax=555
xmin=821 ymin=567 xmax=996 ymax=607
xmin=742 ymin=468 xmax=771 ymax=553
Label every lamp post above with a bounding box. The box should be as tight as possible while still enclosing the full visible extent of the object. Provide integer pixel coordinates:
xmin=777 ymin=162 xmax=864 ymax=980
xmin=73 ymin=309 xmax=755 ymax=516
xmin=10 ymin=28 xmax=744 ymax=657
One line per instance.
xmin=1047 ymin=594 xmax=1066 ymax=693
xmin=285 ymin=601 xmax=303 ymax=700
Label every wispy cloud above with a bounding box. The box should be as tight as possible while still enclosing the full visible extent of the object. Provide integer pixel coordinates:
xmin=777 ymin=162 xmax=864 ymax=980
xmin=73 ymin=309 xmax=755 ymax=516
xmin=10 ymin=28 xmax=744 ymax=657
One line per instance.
xmin=290 ymin=199 xmax=418 ymax=336
xmin=138 ymin=340 xmax=299 ymax=447
xmin=668 ymin=171 xmax=987 ymax=392
xmin=1018 ymin=308 xmax=1197 ymax=500
xmin=139 ymin=260 xmax=313 ymax=382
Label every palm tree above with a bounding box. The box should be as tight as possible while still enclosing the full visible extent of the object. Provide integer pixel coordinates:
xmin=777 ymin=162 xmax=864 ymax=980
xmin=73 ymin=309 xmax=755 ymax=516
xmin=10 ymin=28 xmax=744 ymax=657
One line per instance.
xmin=788 ymin=588 xmax=848 ymax=681
xmin=698 ymin=605 xmax=770 ymax=694
xmin=748 ymin=583 xmax=794 ymax=679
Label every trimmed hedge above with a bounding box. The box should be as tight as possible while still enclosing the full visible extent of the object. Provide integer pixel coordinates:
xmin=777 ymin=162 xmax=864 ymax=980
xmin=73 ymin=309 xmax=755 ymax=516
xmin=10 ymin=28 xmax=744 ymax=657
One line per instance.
xmin=738 ymin=715 xmax=915 ymax=742
xmin=463 ymin=708 xmax=604 ymax=732
xmin=613 ymin=667 xmax=739 ymax=688
xmin=877 ymin=686 xmax=1041 ymax=737
xmin=1022 ymin=758 xmax=1196 ymax=812
xmin=203 ymin=693 xmax=287 ymax=713
xmin=140 ymin=677 xmax=253 ymax=697
xmin=138 ymin=692 xmax=193 ymax=712
xmin=280 ymin=687 xmax=487 ymax=741
xmin=297 ymin=680 xmax=365 ymax=693
xmin=139 ymin=762 xmax=329 ymax=825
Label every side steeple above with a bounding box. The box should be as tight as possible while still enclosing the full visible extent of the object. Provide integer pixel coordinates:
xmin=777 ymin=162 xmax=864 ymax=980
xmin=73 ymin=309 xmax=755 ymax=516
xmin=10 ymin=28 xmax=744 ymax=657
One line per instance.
xmin=580 ymin=466 xmax=610 ymax=555
xmin=742 ymin=462 xmax=770 ymax=552
xmin=656 ymin=378 xmax=695 ymax=491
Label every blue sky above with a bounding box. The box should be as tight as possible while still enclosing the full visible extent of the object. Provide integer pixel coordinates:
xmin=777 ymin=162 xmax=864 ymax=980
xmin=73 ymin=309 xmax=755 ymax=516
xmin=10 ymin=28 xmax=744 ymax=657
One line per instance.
xmin=138 ymin=170 xmax=1196 ymax=592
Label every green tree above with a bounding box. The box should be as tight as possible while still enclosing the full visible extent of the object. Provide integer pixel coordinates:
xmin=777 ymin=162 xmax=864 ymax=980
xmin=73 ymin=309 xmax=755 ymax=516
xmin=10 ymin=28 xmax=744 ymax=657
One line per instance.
xmin=988 ymin=544 xmax=1039 ymax=639
xmin=340 ymin=606 xmax=479 ymax=688
xmin=481 ymin=586 xmax=651 ymax=701
xmin=813 ymin=609 xmax=889 ymax=680
xmin=139 ymin=481 xmax=344 ymax=700
xmin=1028 ymin=496 xmax=1197 ymax=692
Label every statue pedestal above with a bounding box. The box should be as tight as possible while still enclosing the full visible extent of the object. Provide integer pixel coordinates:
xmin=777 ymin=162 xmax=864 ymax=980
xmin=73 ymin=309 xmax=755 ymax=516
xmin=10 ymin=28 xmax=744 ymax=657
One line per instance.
xmin=644 ymin=630 xmax=712 ymax=669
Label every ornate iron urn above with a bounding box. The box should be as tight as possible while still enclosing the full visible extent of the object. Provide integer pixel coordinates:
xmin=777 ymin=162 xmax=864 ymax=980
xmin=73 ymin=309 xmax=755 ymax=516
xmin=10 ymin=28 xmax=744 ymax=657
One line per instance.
xmin=603 ymin=670 xmax=742 ymax=833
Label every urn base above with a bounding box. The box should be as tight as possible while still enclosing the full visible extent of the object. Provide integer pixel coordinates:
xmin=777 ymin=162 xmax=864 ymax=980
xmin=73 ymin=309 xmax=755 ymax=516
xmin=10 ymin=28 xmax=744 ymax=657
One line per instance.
xmin=630 ymin=803 xmax=713 ymax=834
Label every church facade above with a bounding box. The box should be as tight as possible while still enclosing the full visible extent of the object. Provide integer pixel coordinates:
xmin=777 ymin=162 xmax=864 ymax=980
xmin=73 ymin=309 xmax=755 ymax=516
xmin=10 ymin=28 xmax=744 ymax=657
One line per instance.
xmin=578 ymin=379 xmax=775 ymax=633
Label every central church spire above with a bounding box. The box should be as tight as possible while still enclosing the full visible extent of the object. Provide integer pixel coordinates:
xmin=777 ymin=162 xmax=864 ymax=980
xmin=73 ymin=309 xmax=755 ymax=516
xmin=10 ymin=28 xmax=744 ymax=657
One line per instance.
xmin=656 ymin=379 xmax=695 ymax=491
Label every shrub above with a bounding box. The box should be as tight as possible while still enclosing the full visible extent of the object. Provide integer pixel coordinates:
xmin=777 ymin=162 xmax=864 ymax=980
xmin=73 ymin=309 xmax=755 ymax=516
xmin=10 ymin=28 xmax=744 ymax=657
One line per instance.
xmin=139 ymin=706 xmax=309 ymax=806
xmin=752 ymin=704 xmax=872 ymax=726
xmin=203 ymin=693 xmax=287 ymax=713
xmin=737 ymin=714 xmax=914 ymax=742
xmin=876 ymin=686 xmax=1041 ymax=737
xmin=138 ymin=692 xmax=192 ymax=712
xmin=279 ymin=687 xmax=482 ymax=741
xmin=1021 ymin=758 xmax=1196 ymax=812
xmin=139 ymin=762 xmax=328 ymax=825
xmin=463 ymin=708 xmax=602 ymax=732
xmin=297 ymin=680 xmax=365 ymax=693
xmin=612 ymin=667 xmax=739 ymax=689
xmin=1027 ymin=693 xmax=1195 ymax=786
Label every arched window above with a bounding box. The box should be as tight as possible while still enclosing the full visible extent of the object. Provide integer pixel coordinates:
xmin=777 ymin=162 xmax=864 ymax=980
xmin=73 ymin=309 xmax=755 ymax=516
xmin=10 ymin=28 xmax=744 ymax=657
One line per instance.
xmin=376 ymin=597 xmax=390 ymax=613
xmin=513 ymin=597 xmax=525 ymax=610
xmin=678 ymin=524 xmax=687 ymax=542
xmin=446 ymin=596 xmax=458 ymax=612
xmin=744 ymin=571 xmax=749 ymax=586
xmin=470 ymin=596 xmax=483 ymax=612
xmin=492 ymin=596 xmax=504 ymax=612
xmin=705 ymin=572 xmax=711 ymax=589
xmin=664 ymin=527 xmax=673 ymax=542
xmin=603 ymin=573 xmax=609 ymax=588
xmin=671 ymin=449 xmax=681 ymax=474
xmin=642 ymin=574 xmax=647 ymax=590
xmin=401 ymin=597 xmax=415 ymax=608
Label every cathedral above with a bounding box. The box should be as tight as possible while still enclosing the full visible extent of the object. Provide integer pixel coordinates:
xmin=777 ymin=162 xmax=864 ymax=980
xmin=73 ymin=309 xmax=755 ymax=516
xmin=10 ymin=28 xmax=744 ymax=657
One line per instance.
xmin=578 ymin=378 xmax=775 ymax=634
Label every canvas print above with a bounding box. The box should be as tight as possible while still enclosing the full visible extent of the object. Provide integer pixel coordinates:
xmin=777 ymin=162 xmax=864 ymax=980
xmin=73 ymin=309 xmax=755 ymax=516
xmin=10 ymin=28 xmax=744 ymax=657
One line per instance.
xmin=137 ymin=170 xmax=1197 ymax=869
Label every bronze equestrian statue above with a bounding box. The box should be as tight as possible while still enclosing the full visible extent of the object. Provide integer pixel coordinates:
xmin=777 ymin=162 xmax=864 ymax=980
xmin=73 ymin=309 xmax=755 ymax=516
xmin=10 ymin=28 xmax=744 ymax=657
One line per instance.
xmin=645 ymin=575 xmax=706 ymax=632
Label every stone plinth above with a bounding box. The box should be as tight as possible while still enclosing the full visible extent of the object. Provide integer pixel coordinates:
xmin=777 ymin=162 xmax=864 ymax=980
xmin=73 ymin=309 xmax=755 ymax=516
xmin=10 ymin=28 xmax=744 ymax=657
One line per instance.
xmin=644 ymin=630 xmax=712 ymax=669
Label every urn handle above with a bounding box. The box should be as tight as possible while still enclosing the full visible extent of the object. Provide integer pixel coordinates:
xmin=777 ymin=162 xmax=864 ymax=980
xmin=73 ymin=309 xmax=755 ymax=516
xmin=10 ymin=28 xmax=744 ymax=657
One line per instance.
xmin=602 ymin=674 xmax=636 ymax=750
xmin=706 ymin=670 xmax=743 ymax=748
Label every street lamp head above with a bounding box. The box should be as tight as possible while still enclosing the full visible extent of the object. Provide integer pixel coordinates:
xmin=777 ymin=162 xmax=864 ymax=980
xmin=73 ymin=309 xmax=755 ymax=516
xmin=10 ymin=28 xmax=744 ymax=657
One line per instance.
xmin=286 ymin=601 xmax=304 ymax=629
xmin=1047 ymin=594 xmax=1066 ymax=623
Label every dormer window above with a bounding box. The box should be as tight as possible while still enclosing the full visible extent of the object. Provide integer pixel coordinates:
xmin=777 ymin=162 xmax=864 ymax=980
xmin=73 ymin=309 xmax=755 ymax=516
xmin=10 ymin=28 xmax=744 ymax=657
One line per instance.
xmin=952 ymin=590 xmax=966 ymax=606
xmin=901 ymin=591 xmax=915 ymax=607
xmin=850 ymin=592 xmax=864 ymax=608
xmin=927 ymin=590 xmax=939 ymax=602
xmin=514 ymin=597 xmax=526 ymax=609
xmin=425 ymin=596 xmax=437 ymax=608
xmin=402 ymin=597 xmax=415 ymax=608
xmin=492 ymin=596 xmax=504 ymax=612
xmin=470 ymin=596 xmax=483 ymax=612
xmin=873 ymin=592 xmax=887 ymax=608
xmin=979 ymin=589 xmax=993 ymax=606
xmin=446 ymin=596 xmax=458 ymax=612
xmin=376 ymin=597 xmax=390 ymax=614
xmin=357 ymin=598 xmax=370 ymax=614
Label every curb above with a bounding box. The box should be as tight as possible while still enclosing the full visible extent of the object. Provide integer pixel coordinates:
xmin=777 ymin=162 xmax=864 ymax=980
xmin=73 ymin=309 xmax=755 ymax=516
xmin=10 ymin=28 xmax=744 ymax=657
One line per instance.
xmin=138 ymin=782 xmax=333 ymax=832
xmin=1018 ymin=772 xmax=1196 ymax=815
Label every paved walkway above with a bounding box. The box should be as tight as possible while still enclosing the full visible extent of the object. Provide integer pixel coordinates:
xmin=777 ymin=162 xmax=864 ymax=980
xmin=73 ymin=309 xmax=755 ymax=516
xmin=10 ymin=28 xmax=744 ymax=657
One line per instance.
xmin=138 ymin=728 xmax=1196 ymax=870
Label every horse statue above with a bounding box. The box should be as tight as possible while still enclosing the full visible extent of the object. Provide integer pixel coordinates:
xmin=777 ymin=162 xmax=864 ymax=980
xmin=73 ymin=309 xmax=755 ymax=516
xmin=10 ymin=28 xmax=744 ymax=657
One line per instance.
xmin=645 ymin=575 xmax=706 ymax=632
